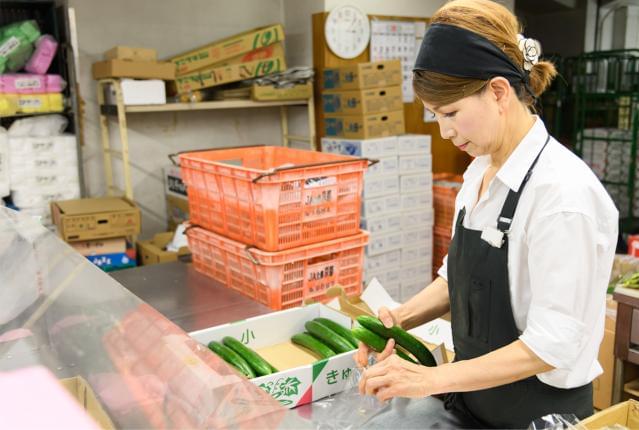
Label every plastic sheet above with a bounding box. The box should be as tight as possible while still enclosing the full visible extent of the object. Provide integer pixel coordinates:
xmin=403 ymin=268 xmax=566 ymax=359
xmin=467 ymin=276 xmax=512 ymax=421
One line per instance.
xmin=528 ymin=413 xmax=585 ymax=429
xmin=0 ymin=207 xmax=289 ymax=429
xmin=7 ymin=113 xmax=68 ymax=137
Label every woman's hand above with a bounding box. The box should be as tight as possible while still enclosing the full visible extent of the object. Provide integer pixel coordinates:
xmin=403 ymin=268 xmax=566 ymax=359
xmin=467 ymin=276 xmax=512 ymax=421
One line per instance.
xmin=358 ymin=347 xmax=438 ymax=402
xmin=354 ymin=306 xmax=399 ymax=368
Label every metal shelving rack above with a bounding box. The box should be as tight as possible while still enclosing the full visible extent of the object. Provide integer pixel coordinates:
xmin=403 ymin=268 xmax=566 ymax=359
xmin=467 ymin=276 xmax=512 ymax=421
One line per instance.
xmin=97 ymin=78 xmax=317 ymax=200
xmin=573 ymin=50 xmax=639 ymax=233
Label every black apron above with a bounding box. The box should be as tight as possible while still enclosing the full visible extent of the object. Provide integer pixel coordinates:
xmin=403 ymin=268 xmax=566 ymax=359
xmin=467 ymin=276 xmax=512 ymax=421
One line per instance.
xmin=444 ymin=136 xmax=593 ymax=429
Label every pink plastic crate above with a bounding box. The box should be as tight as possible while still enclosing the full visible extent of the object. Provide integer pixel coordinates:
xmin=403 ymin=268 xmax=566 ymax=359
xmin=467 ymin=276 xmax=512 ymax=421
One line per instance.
xmin=25 ymin=34 xmax=58 ymax=74
xmin=0 ymin=73 xmax=64 ymax=94
xmin=187 ymin=226 xmax=368 ymax=310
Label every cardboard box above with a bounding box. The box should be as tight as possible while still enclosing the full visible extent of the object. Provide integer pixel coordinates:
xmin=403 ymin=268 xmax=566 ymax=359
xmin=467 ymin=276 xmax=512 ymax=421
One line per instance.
xmin=169 ymin=24 xmax=284 ymax=75
xmin=321 ymin=136 xmax=398 ymax=158
xmin=167 ymin=195 xmax=189 ymax=231
xmin=360 ymin=213 xmax=402 ymax=235
xmin=361 ymin=194 xmax=401 ymax=218
xmin=137 ymin=232 xmax=190 ymax=265
xmin=322 ymin=60 xmax=402 ymax=91
xmin=60 ymin=376 xmax=115 ymax=430
xmin=104 ymin=46 xmax=157 ymax=62
xmin=189 ymin=304 xmax=357 ymax=409
xmin=322 ymin=85 xmax=403 ymax=115
xmin=175 ymin=56 xmax=286 ymax=94
xmin=366 ymin=230 xmax=402 ymax=256
xmin=51 ymin=197 xmax=141 ymax=242
xmin=365 ymin=156 xmax=399 ymax=178
xmin=252 ymin=81 xmax=313 ymax=101
xmin=213 ymin=42 xmax=285 ymax=67
xmin=400 ymin=173 xmax=433 ymax=194
xmin=398 ymin=134 xmax=432 ymax=155
xmin=106 ymin=79 xmax=166 ymax=105
xmin=86 ymin=248 xmax=136 ymax=272
xmin=323 ymin=110 xmax=405 ymax=139
xmin=581 ymin=399 xmax=639 ymax=429
xmin=400 ymin=153 xmax=432 ymax=174
xmin=364 ymin=249 xmax=402 ymax=272
xmin=70 ymin=237 xmax=127 ymax=256
xmin=363 ymin=174 xmax=399 ymax=198
xmin=91 ymin=60 xmax=175 ymax=80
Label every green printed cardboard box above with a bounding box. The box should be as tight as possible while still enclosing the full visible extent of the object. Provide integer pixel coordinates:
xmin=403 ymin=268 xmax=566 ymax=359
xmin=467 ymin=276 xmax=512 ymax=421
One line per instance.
xmin=190 ymin=304 xmax=356 ymax=408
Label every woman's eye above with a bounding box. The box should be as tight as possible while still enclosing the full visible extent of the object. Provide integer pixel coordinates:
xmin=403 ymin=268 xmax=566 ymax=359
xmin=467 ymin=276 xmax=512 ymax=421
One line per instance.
xmin=443 ymin=111 xmax=457 ymax=118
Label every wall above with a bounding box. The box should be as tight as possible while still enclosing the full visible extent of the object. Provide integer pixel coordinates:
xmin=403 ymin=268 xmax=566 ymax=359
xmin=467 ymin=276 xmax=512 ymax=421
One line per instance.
xmin=70 ymin=0 xmax=286 ymax=237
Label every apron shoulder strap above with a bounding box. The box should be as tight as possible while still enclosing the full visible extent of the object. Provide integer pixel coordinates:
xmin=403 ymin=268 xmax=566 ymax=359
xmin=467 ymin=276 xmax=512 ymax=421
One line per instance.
xmin=497 ymin=135 xmax=551 ymax=233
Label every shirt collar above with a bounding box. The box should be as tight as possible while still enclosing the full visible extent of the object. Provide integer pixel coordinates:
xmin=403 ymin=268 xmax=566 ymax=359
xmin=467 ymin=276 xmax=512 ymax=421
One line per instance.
xmin=496 ymin=116 xmax=548 ymax=193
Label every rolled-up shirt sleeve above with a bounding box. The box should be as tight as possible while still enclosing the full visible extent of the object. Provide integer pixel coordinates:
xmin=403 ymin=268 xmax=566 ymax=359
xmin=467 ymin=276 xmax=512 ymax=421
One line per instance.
xmin=519 ymin=210 xmax=608 ymax=379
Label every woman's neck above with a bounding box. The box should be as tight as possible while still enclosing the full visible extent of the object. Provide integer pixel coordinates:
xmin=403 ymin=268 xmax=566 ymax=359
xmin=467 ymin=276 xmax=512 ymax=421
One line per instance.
xmin=490 ymin=106 xmax=536 ymax=169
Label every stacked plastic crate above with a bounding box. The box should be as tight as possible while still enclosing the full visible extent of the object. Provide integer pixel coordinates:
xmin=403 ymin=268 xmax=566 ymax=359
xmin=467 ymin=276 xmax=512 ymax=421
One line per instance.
xmin=179 ymin=146 xmax=370 ymax=311
xmin=322 ymin=134 xmax=434 ymax=302
xmin=432 ymin=174 xmax=463 ymax=280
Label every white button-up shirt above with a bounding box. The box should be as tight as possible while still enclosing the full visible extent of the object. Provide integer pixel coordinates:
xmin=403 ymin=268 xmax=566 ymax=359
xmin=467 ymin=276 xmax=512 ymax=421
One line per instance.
xmin=438 ymin=117 xmax=618 ymax=389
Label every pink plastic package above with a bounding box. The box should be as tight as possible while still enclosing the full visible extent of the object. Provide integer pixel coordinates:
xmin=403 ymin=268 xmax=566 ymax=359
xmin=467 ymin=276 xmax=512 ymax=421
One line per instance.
xmin=0 ymin=73 xmax=65 ymax=93
xmin=25 ymin=34 xmax=58 ymax=74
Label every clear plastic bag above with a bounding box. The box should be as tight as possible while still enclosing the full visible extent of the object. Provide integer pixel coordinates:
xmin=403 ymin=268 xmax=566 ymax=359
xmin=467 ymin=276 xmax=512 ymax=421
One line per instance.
xmin=289 ymin=355 xmax=390 ymax=429
xmin=528 ymin=413 xmax=587 ymax=430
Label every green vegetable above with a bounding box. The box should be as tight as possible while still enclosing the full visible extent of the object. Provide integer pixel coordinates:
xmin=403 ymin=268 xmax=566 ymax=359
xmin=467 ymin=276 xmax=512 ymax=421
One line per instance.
xmin=352 ymin=327 xmax=417 ymax=364
xmin=222 ymin=336 xmax=273 ymax=376
xmin=395 ymin=348 xmax=418 ymax=364
xmin=357 ymin=315 xmax=436 ymax=367
xmin=291 ymin=332 xmax=336 ymax=359
xmin=305 ymin=320 xmax=355 ymax=353
xmin=207 ymin=341 xmax=256 ymax=378
xmin=314 ymin=318 xmax=359 ymax=348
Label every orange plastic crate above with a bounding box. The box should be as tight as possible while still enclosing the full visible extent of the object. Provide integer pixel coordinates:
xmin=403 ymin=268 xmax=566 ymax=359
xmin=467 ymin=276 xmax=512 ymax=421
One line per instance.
xmin=187 ymin=226 xmax=369 ymax=310
xmin=433 ymin=173 xmax=463 ymax=232
xmin=179 ymin=146 xmax=369 ymax=252
xmin=433 ymin=225 xmax=452 ymax=279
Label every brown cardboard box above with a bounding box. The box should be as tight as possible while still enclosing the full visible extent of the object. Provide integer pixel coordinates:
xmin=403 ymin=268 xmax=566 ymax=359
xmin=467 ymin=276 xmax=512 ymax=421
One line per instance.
xmin=251 ymin=81 xmax=313 ymax=101
xmin=322 ymin=60 xmax=402 ymax=92
xmin=169 ymin=24 xmax=285 ymax=76
xmin=581 ymin=399 xmax=639 ymax=429
xmin=323 ymin=109 xmax=405 ymax=139
xmin=51 ymin=197 xmax=141 ymax=242
xmin=92 ymin=60 xmax=175 ymax=80
xmin=70 ymin=237 xmax=127 ymax=256
xmin=60 ymin=376 xmax=115 ymax=430
xmin=137 ymin=232 xmax=190 ymax=265
xmin=167 ymin=195 xmax=189 ymax=231
xmin=174 ymin=55 xmax=286 ymax=94
xmin=322 ymin=85 xmax=403 ymax=115
xmin=214 ymin=42 xmax=284 ymax=67
xmin=104 ymin=46 xmax=157 ymax=62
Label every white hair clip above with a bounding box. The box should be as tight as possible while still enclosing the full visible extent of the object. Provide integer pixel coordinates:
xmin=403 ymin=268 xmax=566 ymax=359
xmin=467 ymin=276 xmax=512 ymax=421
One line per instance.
xmin=517 ymin=34 xmax=541 ymax=71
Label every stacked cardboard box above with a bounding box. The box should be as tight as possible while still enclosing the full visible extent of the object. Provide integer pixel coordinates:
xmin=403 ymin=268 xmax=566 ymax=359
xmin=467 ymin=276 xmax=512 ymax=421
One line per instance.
xmin=92 ymin=46 xmax=175 ymax=81
xmin=322 ymin=134 xmax=433 ymax=301
xmin=168 ymin=24 xmax=286 ymax=94
xmin=51 ymin=197 xmax=141 ymax=272
xmin=321 ymin=60 xmax=405 ymax=139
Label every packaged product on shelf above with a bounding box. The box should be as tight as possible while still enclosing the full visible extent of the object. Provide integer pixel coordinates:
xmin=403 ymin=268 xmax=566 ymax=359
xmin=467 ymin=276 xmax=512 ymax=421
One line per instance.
xmin=105 ymin=79 xmax=166 ymax=105
xmin=104 ymin=45 xmax=157 ymax=62
xmin=0 ymin=20 xmax=40 ymax=73
xmin=0 ymin=74 xmax=65 ymax=94
xmin=7 ymin=114 xmax=69 ymax=137
xmin=3 ymin=93 xmax=64 ymax=114
xmin=0 ymin=94 xmax=18 ymax=116
xmin=25 ymin=34 xmax=58 ymax=74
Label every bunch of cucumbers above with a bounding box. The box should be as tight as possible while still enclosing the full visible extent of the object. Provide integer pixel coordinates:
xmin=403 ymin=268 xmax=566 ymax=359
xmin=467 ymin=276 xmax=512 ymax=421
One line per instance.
xmin=352 ymin=315 xmax=437 ymax=367
xmin=291 ymin=318 xmax=359 ymax=359
xmin=207 ymin=336 xmax=278 ymax=379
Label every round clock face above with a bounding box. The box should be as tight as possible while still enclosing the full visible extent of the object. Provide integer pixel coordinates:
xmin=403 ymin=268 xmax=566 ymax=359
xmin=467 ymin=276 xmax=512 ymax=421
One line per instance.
xmin=324 ymin=5 xmax=371 ymax=59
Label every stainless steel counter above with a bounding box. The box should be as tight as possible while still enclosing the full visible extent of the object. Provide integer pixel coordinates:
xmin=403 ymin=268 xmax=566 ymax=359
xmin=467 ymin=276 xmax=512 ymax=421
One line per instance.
xmin=110 ymin=261 xmax=272 ymax=332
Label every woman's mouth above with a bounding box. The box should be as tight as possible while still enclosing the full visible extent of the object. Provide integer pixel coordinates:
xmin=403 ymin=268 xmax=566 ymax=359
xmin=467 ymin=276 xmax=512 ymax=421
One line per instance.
xmin=457 ymin=142 xmax=469 ymax=151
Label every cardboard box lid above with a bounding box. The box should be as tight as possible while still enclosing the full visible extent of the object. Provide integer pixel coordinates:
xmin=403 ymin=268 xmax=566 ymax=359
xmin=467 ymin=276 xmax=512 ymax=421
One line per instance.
xmin=56 ymin=197 xmax=136 ymax=216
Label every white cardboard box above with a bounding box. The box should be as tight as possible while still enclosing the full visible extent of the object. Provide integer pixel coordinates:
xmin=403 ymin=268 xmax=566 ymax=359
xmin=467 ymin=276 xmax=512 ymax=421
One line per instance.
xmin=400 ymin=173 xmax=433 ymax=193
xmin=321 ymin=136 xmax=398 ymax=158
xmin=360 ymin=213 xmax=402 ymax=234
xmin=401 ymin=243 xmax=432 ymax=267
xmin=397 ymin=134 xmax=431 ymax=155
xmin=366 ymin=230 xmax=402 ymax=256
xmin=401 ymin=192 xmax=433 ymax=211
xmin=363 ymin=174 xmax=399 ymax=198
xmin=399 ymin=154 xmax=432 ymax=174
xmin=400 ymin=277 xmax=429 ymax=301
xmin=189 ymin=304 xmax=356 ymax=409
xmin=106 ymin=79 xmax=167 ymax=105
xmin=400 ymin=262 xmax=432 ymax=281
xmin=365 ymin=156 xmax=399 ymax=177
xmin=361 ymin=194 xmax=401 ymax=218
xmin=401 ymin=208 xmax=434 ymax=228
xmin=365 ymin=267 xmax=401 ymax=286
xmin=9 ymin=135 xmax=76 ymax=157
xmin=365 ymin=249 xmax=402 ymax=272
xmin=401 ymin=227 xmax=433 ymax=248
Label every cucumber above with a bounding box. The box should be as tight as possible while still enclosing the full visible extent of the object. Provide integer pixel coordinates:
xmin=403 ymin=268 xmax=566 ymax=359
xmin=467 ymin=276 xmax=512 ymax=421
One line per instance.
xmin=395 ymin=348 xmax=418 ymax=364
xmin=291 ymin=332 xmax=336 ymax=359
xmin=222 ymin=336 xmax=272 ymax=376
xmin=313 ymin=318 xmax=358 ymax=348
xmin=207 ymin=341 xmax=256 ymax=378
xmin=305 ymin=320 xmax=355 ymax=353
xmin=352 ymin=326 xmax=386 ymax=352
xmin=357 ymin=315 xmax=437 ymax=367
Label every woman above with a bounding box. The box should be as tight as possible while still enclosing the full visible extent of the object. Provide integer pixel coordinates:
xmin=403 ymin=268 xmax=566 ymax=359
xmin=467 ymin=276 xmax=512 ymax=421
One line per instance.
xmin=356 ymin=1 xmax=619 ymax=428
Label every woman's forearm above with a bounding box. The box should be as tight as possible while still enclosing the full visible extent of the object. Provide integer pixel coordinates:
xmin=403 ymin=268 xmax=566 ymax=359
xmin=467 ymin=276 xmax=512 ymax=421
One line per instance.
xmin=393 ymin=276 xmax=450 ymax=330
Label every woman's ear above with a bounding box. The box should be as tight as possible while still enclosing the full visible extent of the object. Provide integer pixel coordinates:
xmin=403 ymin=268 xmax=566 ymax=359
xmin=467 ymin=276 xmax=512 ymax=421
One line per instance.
xmin=487 ymin=77 xmax=511 ymax=113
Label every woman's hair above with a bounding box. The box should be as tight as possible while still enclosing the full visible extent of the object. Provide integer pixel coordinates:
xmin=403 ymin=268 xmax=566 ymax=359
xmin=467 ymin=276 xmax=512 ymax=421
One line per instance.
xmin=413 ymin=0 xmax=557 ymax=108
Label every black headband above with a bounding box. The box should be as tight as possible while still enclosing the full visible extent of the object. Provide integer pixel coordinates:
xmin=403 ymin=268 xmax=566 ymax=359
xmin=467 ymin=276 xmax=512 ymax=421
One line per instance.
xmin=414 ymin=23 xmax=535 ymax=98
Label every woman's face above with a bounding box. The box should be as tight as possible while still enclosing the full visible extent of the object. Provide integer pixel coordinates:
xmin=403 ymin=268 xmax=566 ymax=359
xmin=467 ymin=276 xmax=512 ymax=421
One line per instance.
xmin=422 ymin=88 xmax=503 ymax=158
